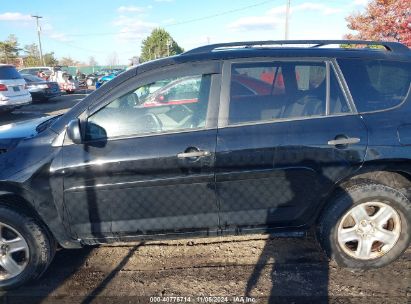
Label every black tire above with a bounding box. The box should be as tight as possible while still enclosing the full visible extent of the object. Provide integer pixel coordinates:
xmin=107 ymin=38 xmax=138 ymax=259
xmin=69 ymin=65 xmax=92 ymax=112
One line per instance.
xmin=317 ymin=180 xmax=411 ymax=269
xmin=0 ymin=206 xmax=56 ymax=290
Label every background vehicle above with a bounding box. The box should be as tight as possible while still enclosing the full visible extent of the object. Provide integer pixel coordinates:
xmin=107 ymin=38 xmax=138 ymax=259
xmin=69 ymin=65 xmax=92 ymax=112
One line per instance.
xmin=83 ymin=71 xmax=106 ymax=87
xmin=18 ymin=67 xmax=54 ymax=79
xmin=95 ymin=69 xmax=124 ymax=89
xmin=21 ymin=74 xmax=61 ymax=102
xmin=0 ymin=65 xmax=31 ymax=113
xmin=74 ymin=72 xmax=88 ymax=89
xmin=49 ymin=70 xmax=78 ymax=93
xmin=0 ymin=40 xmax=410 ymax=289
xmin=85 ymin=72 xmax=101 ymax=87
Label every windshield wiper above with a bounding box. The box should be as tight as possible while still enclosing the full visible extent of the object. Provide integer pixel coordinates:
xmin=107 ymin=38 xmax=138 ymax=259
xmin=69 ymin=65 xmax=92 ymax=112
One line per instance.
xmin=36 ymin=115 xmax=62 ymax=133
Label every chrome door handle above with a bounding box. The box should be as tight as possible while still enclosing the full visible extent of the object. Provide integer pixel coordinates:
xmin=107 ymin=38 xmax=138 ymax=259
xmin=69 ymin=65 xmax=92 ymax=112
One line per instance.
xmin=177 ymin=150 xmax=211 ymax=159
xmin=328 ymin=137 xmax=360 ymax=146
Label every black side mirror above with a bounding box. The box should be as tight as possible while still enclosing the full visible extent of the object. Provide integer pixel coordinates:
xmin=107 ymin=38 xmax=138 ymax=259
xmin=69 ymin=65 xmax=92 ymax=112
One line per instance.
xmin=66 ymin=119 xmax=82 ymax=144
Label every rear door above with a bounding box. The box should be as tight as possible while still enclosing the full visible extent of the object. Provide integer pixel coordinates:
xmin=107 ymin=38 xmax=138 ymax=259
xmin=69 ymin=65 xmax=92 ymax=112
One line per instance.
xmin=216 ymin=58 xmax=368 ymax=229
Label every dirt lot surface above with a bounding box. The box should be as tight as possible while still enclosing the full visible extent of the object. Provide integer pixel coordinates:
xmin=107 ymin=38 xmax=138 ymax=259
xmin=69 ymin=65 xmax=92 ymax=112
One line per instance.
xmin=1 ymin=235 xmax=409 ymax=303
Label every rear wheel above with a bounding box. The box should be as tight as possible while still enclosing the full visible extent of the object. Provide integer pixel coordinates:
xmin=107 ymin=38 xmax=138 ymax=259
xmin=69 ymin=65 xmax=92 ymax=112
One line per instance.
xmin=318 ymin=181 xmax=411 ymax=269
xmin=0 ymin=206 xmax=55 ymax=290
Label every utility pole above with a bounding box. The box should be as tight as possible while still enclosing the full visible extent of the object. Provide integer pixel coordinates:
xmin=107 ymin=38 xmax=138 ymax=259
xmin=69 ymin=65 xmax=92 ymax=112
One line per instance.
xmin=285 ymin=0 xmax=291 ymax=40
xmin=32 ymin=15 xmax=45 ymax=66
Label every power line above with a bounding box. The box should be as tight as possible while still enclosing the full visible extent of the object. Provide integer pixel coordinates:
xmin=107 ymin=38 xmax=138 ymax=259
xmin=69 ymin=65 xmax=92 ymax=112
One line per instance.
xmin=43 ymin=36 xmax=108 ymax=54
xmin=35 ymin=0 xmax=274 ymax=54
xmin=59 ymin=0 xmax=274 ymax=38
xmin=43 ymin=34 xmax=138 ymax=55
xmin=164 ymin=0 xmax=274 ymax=27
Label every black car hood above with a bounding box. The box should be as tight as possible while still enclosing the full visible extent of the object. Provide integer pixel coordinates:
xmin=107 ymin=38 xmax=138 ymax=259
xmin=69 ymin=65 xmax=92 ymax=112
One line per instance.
xmin=0 ymin=116 xmax=52 ymax=140
xmin=0 ymin=116 xmax=57 ymax=154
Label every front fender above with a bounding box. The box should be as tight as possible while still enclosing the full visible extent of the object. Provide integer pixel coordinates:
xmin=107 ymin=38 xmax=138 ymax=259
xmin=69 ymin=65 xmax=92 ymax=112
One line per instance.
xmin=0 ymin=181 xmax=81 ymax=249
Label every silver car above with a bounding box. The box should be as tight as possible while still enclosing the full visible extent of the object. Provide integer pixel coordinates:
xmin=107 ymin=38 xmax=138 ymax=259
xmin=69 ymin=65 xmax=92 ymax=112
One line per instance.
xmin=0 ymin=65 xmax=32 ymax=112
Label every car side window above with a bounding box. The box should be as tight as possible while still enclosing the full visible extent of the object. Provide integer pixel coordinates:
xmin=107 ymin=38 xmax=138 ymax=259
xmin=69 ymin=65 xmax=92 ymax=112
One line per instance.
xmin=228 ymin=62 xmax=330 ymax=125
xmin=85 ymin=74 xmax=211 ymax=140
xmin=338 ymin=59 xmax=411 ymax=113
xmin=329 ymin=69 xmax=351 ymax=115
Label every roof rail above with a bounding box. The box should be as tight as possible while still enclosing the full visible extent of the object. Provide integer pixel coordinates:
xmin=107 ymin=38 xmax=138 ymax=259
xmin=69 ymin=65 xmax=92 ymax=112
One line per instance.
xmin=183 ymin=40 xmax=410 ymax=55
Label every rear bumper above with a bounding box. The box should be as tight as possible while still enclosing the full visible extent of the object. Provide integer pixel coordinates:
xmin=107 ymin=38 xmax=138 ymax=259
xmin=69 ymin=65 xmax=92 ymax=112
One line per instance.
xmin=30 ymin=90 xmax=62 ymax=100
xmin=0 ymin=94 xmax=32 ymax=110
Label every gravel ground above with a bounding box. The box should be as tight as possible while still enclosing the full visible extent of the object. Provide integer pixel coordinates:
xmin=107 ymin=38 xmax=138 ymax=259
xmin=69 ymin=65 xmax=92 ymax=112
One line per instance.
xmin=1 ymin=235 xmax=409 ymax=304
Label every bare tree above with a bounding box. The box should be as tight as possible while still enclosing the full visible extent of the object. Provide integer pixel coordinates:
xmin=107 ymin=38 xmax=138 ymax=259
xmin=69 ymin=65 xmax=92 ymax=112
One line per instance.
xmin=89 ymin=56 xmax=98 ymax=66
xmin=59 ymin=56 xmax=79 ymax=66
xmin=106 ymin=52 xmax=119 ymax=68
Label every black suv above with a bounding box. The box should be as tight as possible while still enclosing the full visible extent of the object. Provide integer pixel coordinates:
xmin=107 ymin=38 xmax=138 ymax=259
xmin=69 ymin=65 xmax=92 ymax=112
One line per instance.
xmin=0 ymin=40 xmax=410 ymax=289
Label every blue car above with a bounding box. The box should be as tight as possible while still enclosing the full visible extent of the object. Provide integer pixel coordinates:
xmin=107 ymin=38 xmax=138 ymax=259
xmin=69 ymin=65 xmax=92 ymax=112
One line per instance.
xmin=95 ymin=70 xmax=124 ymax=89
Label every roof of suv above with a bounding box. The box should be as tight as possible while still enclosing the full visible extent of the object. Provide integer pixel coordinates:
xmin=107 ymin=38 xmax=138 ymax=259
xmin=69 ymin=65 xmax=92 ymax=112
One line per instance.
xmin=183 ymin=40 xmax=410 ymax=55
xmin=136 ymin=40 xmax=411 ymax=75
xmin=52 ymin=40 xmax=411 ymax=131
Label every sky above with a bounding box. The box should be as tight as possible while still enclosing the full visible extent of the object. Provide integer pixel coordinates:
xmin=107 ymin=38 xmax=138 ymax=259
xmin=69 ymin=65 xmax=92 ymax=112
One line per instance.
xmin=0 ymin=0 xmax=369 ymax=65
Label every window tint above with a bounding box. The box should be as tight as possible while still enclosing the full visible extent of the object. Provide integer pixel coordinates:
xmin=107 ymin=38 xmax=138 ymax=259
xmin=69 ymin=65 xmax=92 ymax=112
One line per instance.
xmin=338 ymin=59 xmax=411 ymax=112
xmin=86 ymin=74 xmax=211 ymax=140
xmin=295 ymin=65 xmax=325 ymax=91
xmin=0 ymin=66 xmax=22 ymax=80
xmin=228 ymin=62 xmax=327 ymax=125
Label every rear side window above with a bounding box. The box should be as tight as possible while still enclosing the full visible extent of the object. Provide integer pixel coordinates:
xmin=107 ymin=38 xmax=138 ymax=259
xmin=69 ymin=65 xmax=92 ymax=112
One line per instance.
xmin=0 ymin=66 xmax=22 ymax=80
xmin=338 ymin=59 xmax=411 ymax=112
xmin=228 ymin=62 xmax=332 ymax=125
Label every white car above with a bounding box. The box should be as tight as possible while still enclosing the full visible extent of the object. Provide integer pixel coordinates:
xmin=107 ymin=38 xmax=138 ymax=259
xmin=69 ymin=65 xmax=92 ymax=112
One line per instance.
xmin=0 ymin=65 xmax=32 ymax=112
xmin=18 ymin=66 xmax=54 ymax=78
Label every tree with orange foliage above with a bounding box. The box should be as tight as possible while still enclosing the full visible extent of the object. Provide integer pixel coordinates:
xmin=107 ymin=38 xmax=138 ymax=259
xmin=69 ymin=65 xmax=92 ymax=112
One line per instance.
xmin=345 ymin=0 xmax=411 ymax=47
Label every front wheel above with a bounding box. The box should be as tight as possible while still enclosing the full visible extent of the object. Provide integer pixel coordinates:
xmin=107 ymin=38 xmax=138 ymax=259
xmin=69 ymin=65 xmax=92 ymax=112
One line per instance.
xmin=0 ymin=206 xmax=55 ymax=289
xmin=317 ymin=181 xmax=411 ymax=269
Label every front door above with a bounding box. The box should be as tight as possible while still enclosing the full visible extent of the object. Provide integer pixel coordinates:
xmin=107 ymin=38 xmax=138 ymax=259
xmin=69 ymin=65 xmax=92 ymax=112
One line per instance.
xmin=61 ymin=64 xmax=221 ymax=238
xmin=216 ymin=59 xmax=368 ymax=229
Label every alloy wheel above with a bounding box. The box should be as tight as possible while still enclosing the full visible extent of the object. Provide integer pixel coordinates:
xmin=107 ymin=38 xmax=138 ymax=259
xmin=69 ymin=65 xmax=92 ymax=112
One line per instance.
xmin=337 ymin=201 xmax=401 ymax=260
xmin=0 ymin=222 xmax=29 ymax=280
